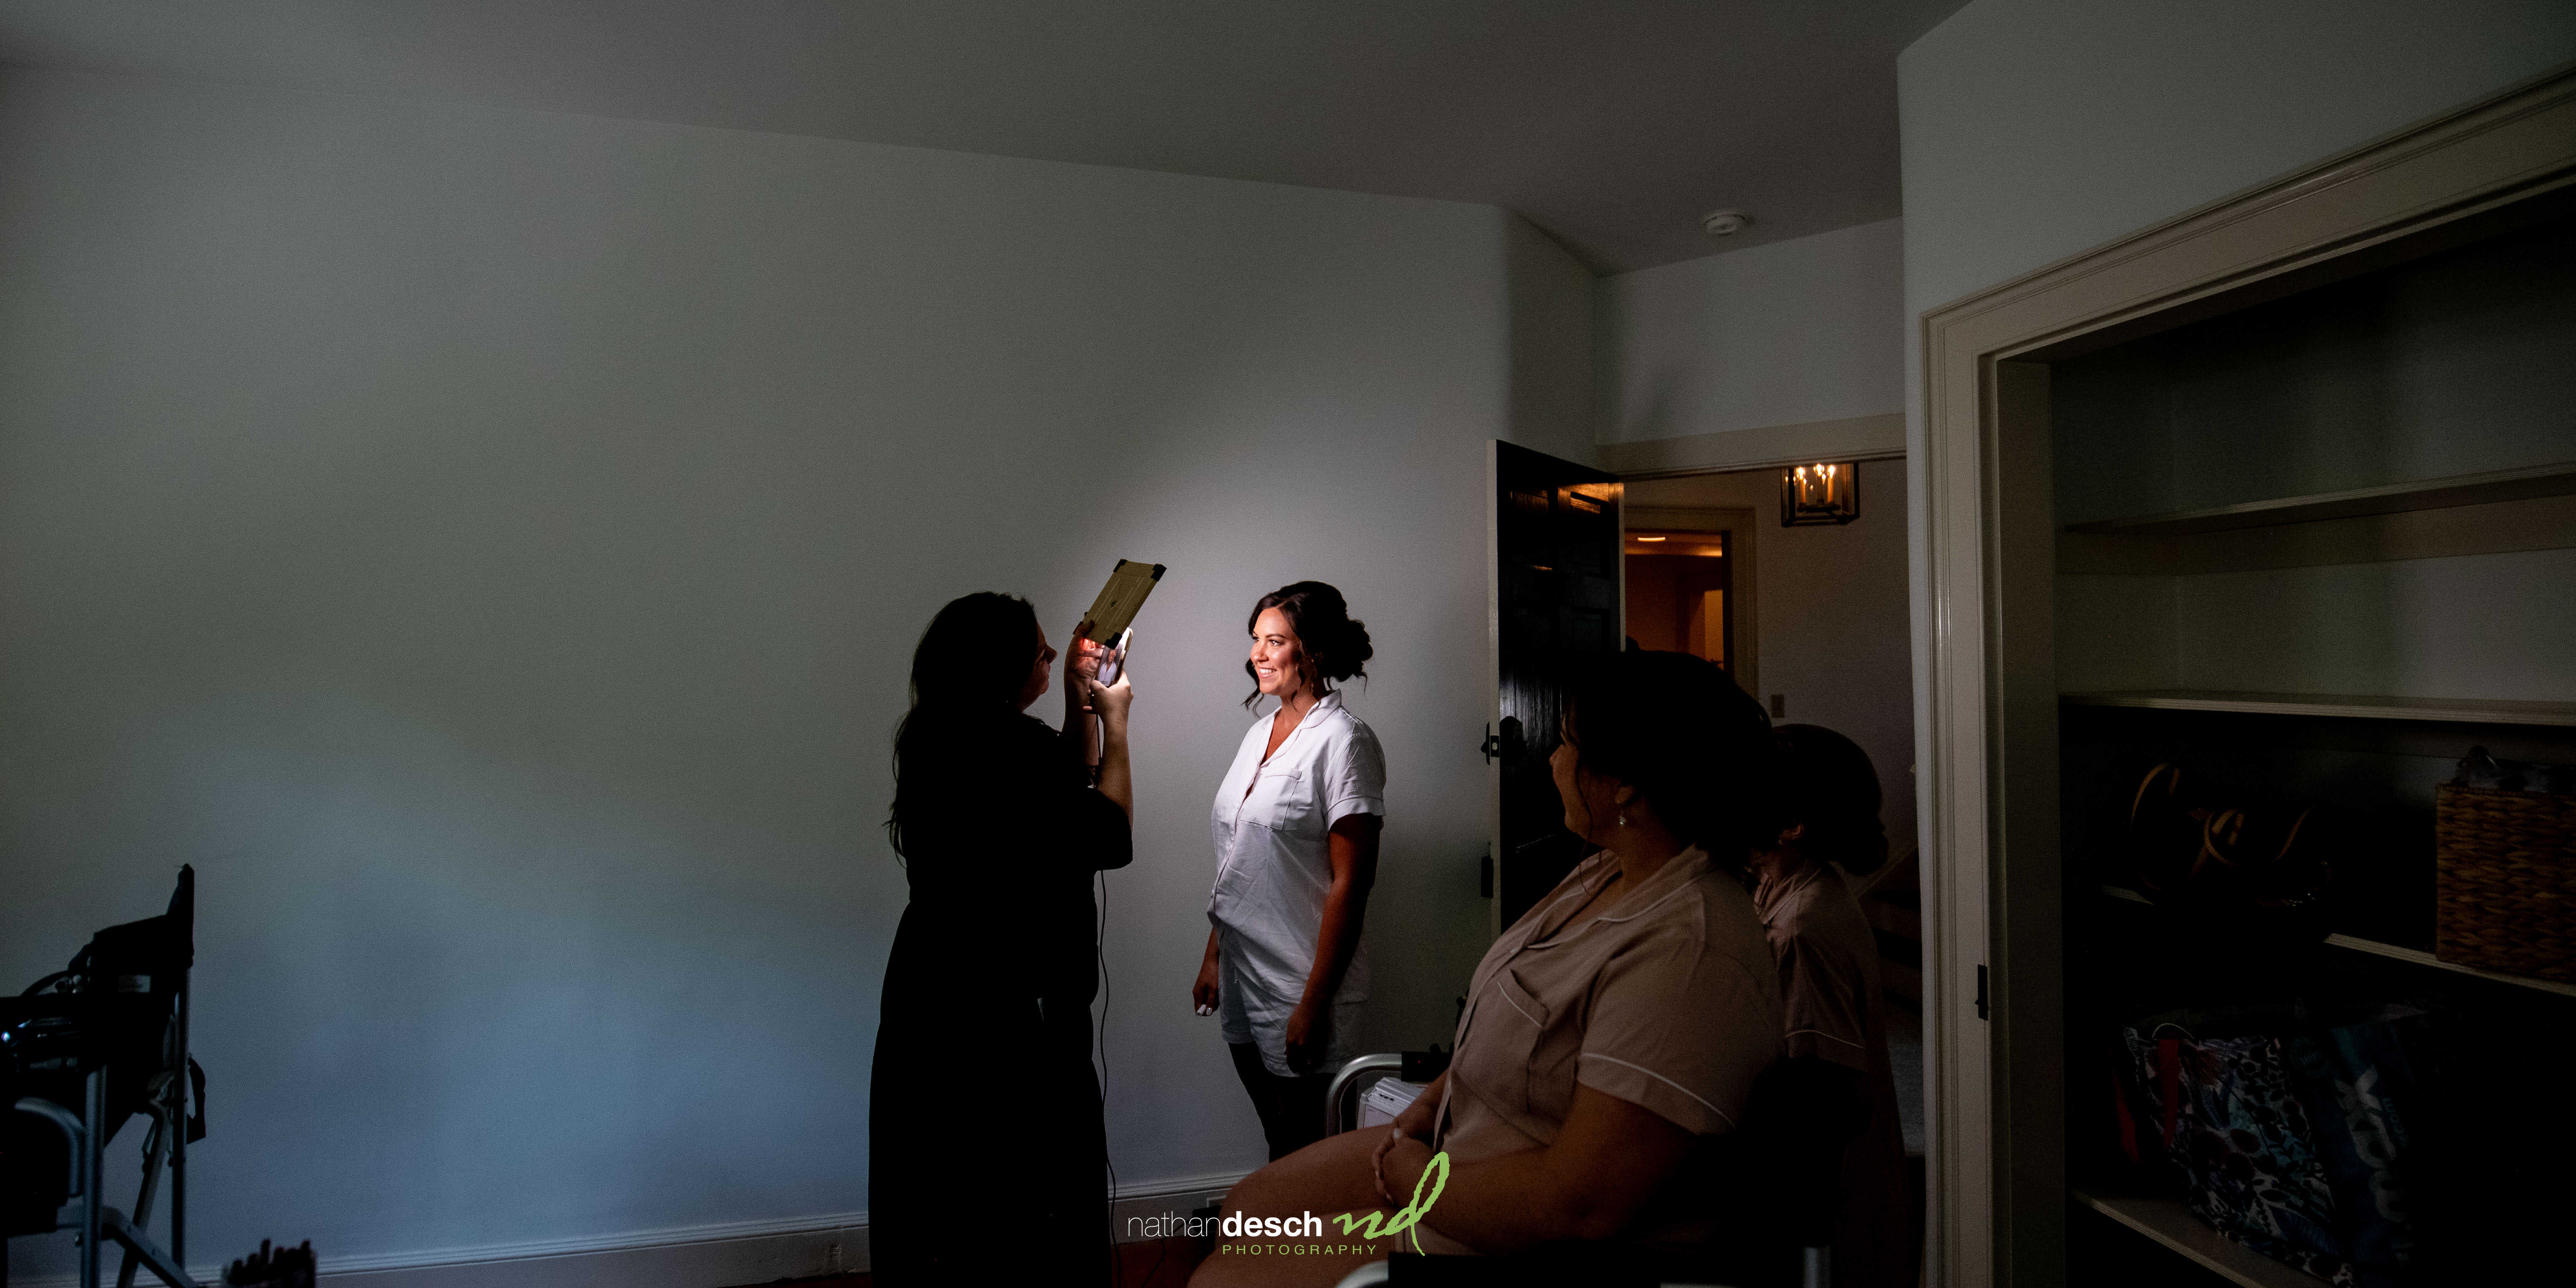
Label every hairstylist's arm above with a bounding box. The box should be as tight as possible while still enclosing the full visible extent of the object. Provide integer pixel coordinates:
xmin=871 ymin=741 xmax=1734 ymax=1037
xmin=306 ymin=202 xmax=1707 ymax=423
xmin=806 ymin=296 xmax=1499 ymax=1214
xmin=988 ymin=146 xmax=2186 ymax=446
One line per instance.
xmin=1376 ymin=1083 xmax=1690 ymax=1251
xmin=1086 ymin=669 xmax=1133 ymax=820
xmin=1284 ymin=814 xmax=1379 ymax=1073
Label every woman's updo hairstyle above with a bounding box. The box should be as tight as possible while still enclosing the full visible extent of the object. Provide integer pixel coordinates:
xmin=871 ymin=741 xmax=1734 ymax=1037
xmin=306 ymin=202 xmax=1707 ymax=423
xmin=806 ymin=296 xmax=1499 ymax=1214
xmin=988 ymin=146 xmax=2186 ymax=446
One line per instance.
xmin=888 ymin=592 xmax=1042 ymax=856
xmin=1242 ymin=580 xmax=1373 ymax=709
xmin=1561 ymin=650 xmax=1783 ymax=879
xmin=1774 ymin=723 xmax=1889 ymax=874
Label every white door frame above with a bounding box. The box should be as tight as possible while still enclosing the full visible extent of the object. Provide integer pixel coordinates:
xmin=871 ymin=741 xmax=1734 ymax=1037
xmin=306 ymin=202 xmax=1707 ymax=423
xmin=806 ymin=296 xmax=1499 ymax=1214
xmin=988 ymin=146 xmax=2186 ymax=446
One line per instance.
xmin=1916 ymin=64 xmax=2576 ymax=1288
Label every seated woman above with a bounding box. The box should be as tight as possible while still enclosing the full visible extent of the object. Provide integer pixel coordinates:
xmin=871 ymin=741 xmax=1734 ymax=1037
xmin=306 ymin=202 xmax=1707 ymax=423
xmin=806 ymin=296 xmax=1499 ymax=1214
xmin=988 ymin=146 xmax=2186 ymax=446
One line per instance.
xmin=1750 ymin=724 xmax=1913 ymax=1288
xmin=1191 ymin=651 xmax=1784 ymax=1287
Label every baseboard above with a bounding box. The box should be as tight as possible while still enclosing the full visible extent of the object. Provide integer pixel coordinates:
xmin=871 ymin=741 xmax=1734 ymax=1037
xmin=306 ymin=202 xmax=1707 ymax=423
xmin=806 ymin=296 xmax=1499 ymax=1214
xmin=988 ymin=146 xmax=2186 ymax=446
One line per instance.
xmin=10 ymin=1171 xmax=1249 ymax=1288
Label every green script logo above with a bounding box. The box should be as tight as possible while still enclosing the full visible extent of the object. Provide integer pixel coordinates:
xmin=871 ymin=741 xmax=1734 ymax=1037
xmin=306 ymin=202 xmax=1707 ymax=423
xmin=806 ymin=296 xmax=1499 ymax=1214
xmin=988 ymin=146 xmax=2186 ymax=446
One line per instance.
xmin=1214 ymin=1151 xmax=1453 ymax=1255
xmin=1332 ymin=1150 xmax=1450 ymax=1253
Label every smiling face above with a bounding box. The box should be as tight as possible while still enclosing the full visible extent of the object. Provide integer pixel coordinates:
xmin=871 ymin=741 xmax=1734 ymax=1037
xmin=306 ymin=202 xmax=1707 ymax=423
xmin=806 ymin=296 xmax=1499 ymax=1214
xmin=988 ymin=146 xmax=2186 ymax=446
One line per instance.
xmin=1018 ymin=627 xmax=1058 ymax=711
xmin=1248 ymin=608 xmax=1311 ymax=704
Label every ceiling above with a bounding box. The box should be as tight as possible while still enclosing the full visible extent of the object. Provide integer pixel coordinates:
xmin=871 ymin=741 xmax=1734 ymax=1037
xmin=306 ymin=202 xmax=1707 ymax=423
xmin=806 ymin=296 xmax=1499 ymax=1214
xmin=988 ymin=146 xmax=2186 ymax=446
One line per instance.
xmin=0 ymin=0 xmax=1967 ymax=274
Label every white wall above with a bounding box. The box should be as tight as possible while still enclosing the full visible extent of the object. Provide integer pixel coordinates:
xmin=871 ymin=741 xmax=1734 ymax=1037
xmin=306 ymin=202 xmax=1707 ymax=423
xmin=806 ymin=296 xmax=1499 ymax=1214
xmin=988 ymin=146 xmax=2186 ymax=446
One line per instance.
xmin=0 ymin=67 xmax=1572 ymax=1279
xmin=1625 ymin=462 xmax=1916 ymax=865
xmin=1899 ymin=0 xmax=2576 ymax=318
xmin=1596 ymin=217 xmax=1904 ymax=446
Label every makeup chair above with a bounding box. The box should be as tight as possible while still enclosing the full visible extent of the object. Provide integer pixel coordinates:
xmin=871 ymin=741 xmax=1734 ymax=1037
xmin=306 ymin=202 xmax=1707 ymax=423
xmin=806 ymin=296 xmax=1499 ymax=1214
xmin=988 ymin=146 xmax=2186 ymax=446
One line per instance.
xmin=5 ymin=867 xmax=206 ymax=1288
xmin=1322 ymin=1055 xmax=1850 ymax=1288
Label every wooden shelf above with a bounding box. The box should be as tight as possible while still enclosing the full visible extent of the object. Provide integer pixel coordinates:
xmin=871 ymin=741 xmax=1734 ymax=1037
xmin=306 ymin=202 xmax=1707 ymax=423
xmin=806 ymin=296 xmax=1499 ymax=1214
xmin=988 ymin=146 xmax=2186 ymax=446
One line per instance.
xmin=2096 ymin=886 xmax=2576 ymax=998
xmin=2060 ymin=690 xmax=2576 ymax=727
xmin=2063 ymin=460 xmax=2576 ymax=536
xmin=2073 ymin=1191 xmax=2327 ymax=1288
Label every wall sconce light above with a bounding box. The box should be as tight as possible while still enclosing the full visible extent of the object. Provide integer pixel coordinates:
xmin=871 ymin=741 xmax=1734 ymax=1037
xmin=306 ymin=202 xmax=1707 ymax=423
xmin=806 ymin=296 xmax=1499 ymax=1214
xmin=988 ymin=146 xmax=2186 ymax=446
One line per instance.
xmin=1780 ymin=462 xmax=1859 ymax=527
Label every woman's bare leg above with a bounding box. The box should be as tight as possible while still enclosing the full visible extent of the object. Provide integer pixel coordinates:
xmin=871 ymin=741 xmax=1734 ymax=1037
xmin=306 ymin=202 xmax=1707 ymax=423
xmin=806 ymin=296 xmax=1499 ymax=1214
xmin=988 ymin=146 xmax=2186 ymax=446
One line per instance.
xmin=1189 ymin=1129 xmax=1410 ymax=1288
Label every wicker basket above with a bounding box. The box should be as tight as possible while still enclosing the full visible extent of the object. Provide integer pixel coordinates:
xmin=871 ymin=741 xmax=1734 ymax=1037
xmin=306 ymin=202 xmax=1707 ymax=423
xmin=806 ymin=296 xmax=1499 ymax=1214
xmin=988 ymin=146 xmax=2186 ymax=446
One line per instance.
xmin=2435 ymin=782 xmax=2576 ymax=982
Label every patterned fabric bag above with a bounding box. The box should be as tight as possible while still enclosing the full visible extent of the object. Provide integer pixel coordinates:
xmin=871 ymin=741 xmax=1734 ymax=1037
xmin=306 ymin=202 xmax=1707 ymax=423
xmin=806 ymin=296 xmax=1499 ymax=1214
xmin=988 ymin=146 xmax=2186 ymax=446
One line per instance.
xmin=2285 ymin=1011 xmax=2428 ymax=1288
xmin=2123 ymin=1027 xmax=2357 ymax=1285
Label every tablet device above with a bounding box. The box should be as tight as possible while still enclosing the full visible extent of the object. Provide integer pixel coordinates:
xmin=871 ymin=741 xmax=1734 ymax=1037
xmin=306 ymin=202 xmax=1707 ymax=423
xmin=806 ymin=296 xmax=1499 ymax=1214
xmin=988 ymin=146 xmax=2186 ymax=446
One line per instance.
xmin=1076 ymin=559 xmax=1166 ymax=641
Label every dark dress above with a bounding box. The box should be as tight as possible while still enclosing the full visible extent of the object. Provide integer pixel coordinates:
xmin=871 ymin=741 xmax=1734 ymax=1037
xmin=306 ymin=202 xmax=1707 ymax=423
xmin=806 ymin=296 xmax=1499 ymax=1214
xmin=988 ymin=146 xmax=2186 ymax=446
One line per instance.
xmin=869 ymin=712 xmax=1132 ymax=1285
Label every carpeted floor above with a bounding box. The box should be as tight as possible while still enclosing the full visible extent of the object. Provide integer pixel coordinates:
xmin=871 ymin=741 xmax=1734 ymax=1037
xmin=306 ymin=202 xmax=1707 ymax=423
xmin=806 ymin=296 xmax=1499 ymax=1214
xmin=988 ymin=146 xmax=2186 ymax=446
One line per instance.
xmin=729 ymin=1236 xmax=1209 ymax=1288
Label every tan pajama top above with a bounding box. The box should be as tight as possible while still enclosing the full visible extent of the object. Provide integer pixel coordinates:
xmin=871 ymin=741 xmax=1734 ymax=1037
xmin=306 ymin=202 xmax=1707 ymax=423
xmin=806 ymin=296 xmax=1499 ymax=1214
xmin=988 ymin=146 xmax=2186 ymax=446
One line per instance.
xmin=1752 ymin=856 xmax=1915 ymax=1288
xmin=1425 ymin=845 xmax=1782 ymax=1250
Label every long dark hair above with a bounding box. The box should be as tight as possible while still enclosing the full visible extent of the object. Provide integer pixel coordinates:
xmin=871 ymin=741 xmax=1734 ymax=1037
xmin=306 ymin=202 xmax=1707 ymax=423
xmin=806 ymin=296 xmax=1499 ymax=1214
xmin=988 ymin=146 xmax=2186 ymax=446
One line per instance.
xmin=1561 ymin=650 xmax=1782 ymax=879
xmin=886 ymin=592 xmax=1042 ymax=857
xmin=1242 ymin=580 xmax=1373 ymax=709
xmin=1774 ymin=723 xmax=1888 ymax=874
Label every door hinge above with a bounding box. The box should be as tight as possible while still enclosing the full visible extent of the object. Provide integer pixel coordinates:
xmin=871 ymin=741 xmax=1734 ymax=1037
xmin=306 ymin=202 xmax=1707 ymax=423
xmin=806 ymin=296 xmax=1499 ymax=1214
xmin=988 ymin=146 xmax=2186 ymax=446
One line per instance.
xmin=1480 ymin=723 xmax=1500 ymax=763
xmin=1975 ymin=964 xmax=1989 ymax=1021
xmin=1478 ymin=849 xmax=1493 ymax=898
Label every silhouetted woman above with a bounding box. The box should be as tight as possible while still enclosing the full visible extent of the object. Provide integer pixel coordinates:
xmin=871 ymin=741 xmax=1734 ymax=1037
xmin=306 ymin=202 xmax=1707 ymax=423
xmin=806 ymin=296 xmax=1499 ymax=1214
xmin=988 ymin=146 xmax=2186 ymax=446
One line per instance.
xmin=1749 ymin=724 xmax=1912 ymax=1288
xmin=870 ymin=592 xmax=1133 ymax=1286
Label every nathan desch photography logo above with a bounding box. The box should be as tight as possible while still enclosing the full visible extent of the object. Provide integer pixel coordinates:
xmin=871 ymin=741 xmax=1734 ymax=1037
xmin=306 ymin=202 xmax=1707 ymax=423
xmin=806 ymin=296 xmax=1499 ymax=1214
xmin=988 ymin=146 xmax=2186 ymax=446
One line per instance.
xmin=1176 ymin=1150 xmax=1450 ymax=1260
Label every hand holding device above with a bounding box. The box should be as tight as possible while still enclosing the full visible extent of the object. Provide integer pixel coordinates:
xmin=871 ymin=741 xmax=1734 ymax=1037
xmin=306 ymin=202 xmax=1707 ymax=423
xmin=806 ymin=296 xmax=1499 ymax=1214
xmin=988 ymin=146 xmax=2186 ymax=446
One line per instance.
xmin=1065 ymin=634 xmax=1105 ymax=711
xmin=1086 ymin=665 xmax=1133 ymax=726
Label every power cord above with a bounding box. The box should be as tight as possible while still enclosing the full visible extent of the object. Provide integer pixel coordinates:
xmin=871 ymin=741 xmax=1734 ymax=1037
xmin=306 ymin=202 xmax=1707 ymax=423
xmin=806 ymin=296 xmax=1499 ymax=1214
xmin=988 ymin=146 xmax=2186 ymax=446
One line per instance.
xmin=1098 ymin=866 xmax=1125 ymax=1285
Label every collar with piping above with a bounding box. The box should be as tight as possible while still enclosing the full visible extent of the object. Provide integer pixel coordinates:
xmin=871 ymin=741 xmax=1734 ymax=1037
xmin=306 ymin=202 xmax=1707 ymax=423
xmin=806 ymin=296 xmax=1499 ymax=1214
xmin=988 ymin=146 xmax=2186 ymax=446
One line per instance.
xmin=1520 ymin=845 xmax=1711 ymax=948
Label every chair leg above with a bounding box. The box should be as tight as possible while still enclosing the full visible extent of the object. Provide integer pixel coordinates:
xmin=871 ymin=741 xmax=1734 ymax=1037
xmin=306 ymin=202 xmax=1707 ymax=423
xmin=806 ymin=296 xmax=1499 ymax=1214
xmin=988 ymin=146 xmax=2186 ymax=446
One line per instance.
xmin=101 ymin=1212 xmax=197 ymax=1288
xmin=173 ymin=973 xmax=190 ymax=1269
xmin=118 ymin=1101 xmax=173 ymax=1288
xmin=83 ymin=1070 xmax=107 ymax=1288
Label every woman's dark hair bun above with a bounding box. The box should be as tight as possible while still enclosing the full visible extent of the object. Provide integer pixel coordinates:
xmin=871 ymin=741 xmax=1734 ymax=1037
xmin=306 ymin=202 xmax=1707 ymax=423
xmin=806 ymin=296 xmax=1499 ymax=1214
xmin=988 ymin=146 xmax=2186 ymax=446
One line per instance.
xmin=1774 ymin=723 xmax=1889 ymax=874
xmin=1244 ymin=580 xmax=1372 ymax=707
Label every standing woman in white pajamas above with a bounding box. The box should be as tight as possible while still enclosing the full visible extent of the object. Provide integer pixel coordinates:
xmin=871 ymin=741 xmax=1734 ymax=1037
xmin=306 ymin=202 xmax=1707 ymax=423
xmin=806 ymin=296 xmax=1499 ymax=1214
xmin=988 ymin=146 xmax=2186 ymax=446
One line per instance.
xmin=1194 ymin=580 xmax=1385 ymax=1160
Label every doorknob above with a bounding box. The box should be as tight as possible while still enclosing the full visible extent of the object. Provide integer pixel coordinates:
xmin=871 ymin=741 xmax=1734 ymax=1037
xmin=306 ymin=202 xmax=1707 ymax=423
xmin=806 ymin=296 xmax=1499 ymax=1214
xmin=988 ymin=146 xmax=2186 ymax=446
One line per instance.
xmin=1481 ymin=718 xmax=1525 ymax=763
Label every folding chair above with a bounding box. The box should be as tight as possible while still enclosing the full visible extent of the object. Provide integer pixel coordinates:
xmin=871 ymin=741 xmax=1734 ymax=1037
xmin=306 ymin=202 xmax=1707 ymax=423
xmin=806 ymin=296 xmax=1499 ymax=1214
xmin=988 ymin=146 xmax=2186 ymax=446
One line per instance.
xmin=5 ymin=867 xmax=205 ymax=1288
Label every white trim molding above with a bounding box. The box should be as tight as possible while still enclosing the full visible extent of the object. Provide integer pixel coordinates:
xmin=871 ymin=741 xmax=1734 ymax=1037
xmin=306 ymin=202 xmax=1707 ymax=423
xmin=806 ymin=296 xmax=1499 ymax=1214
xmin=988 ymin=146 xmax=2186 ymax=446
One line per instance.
xmin=1602 ymin=412 xmax=1904 ymax=478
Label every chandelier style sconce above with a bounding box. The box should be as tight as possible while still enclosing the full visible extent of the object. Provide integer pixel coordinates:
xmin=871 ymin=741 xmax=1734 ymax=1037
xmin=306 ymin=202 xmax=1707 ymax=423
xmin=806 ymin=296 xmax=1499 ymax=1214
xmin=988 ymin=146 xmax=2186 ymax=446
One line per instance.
xmin=1780 ymin=461 xmax=1860 ymax=527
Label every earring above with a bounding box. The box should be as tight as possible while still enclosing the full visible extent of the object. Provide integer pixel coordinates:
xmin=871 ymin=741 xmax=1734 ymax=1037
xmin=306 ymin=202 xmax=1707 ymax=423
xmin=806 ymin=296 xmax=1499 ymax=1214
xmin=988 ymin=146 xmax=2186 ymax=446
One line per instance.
xmin=1618 ymin=809 xmax=1627 ymax=828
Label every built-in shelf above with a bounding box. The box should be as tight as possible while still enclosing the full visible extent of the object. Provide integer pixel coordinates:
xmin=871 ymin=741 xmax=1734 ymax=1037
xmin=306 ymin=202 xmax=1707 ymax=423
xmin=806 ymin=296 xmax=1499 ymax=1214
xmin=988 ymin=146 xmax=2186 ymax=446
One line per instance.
xmin=2060 ymin=690 xmax=2576 ymax=727
xmin=2063 ymin=460 xmax=2576 ymax=536
xmin=2072 ymin=1191 xmax=2325 ymax=1288
xmin=2096 ymin=885 xmax=2576 ymax=998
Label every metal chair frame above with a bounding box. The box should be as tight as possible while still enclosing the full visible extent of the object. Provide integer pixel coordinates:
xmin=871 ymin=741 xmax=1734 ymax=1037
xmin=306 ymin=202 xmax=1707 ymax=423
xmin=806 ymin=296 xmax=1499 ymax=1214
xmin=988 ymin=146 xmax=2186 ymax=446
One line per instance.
xmin=6 ymin=872 xmax=200 ymax=1288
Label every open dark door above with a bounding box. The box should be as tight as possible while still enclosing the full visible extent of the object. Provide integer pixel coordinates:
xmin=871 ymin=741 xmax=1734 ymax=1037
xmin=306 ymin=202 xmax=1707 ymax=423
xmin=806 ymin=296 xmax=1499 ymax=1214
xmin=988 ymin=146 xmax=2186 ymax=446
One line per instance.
xmin=1492 ymin=441 xmax=1622 ymax=930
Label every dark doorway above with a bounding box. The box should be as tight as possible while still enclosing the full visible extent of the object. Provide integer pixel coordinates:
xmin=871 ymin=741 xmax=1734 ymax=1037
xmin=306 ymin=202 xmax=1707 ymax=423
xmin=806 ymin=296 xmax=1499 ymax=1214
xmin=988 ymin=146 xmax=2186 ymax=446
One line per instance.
xmin=1492 ymin=442 xmax=1622 ymax=929
xmin=1621 ymin=530 xmax=1732 ymax=673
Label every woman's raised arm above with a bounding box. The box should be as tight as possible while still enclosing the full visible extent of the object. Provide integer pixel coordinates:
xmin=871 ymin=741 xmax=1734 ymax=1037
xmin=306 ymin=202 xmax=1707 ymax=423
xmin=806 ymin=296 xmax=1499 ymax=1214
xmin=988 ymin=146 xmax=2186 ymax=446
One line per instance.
xmin=1088 ymin=669 xmax=1134 ymax=820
